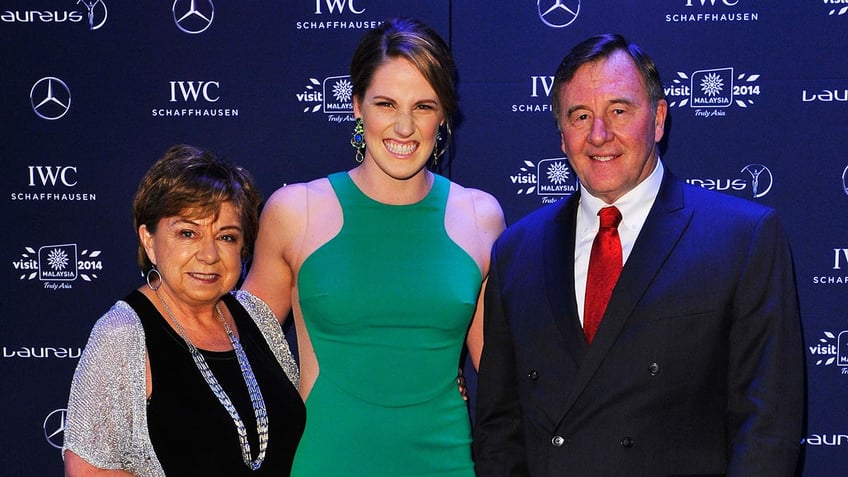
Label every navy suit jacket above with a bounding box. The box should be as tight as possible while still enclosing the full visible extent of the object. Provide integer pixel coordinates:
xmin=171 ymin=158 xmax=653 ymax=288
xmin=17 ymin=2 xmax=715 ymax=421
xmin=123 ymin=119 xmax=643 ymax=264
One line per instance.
xmin=474 ymin=172 xmax=804 ymax=477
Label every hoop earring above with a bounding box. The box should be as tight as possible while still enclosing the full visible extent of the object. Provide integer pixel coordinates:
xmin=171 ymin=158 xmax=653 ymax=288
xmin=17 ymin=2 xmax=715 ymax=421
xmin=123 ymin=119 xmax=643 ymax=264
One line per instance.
xmin=146 ymin=266 xmax=162 ymax=291
xmin=350 ymin=117 xmax=366 ymax=163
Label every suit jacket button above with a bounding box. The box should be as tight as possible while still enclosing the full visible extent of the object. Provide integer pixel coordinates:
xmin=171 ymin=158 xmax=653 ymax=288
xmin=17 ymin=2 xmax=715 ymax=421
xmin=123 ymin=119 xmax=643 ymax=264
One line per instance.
xmin=551 ymin=435 xmax=565 ymax=447
xmin=528 ymin=370 xmax=539 ymax=380
xmin=620 ymin=437 xmax=634 ymax=448
xmin=648 ymin=362 xmax=660 ymax=375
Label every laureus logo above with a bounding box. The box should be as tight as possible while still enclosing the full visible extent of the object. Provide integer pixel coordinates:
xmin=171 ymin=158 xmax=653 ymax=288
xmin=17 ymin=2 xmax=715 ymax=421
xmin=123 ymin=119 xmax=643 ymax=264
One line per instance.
xmin=0 ymin=1 xmax=107 ymax=30
xmin=740 ymin=163 xmax=772 ymax=198
xmin=77 ymin=0 xmax=108 ymax=30
xmin=685 ymin=163 xmax=772 ymax=199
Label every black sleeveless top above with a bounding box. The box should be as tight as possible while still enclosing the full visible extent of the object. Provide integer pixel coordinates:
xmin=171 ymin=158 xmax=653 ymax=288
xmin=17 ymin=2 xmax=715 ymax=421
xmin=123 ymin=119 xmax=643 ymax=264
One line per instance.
xmin=126 ymin=291 xmax=305 ymax=476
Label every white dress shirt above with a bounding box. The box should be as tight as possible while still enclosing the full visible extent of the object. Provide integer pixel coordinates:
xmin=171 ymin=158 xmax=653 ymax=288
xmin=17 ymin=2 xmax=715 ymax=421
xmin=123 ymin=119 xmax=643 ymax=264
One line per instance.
xmin=574 ymin=159 xmax=665 ymax=325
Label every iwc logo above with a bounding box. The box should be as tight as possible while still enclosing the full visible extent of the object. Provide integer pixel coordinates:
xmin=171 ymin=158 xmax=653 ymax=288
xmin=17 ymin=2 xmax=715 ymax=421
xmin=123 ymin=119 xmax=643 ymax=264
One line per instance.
xmin=313 ymin=0 xmax=365 ymax=14
xmin=511 ymin=75 xmax=555 ymax=114
xmin=665 ymin=0 xmax=759 ymax=23
xmin=812 ymin=247 xmax=848 ymax=286
xmin=294 ymin=0 xmax=383 ymax=30
xmin=152 ymin=80 xmax=239 ymax=118
xmin=537 ymin=0 xmax=580 ymax=28
xmin=10 ymin=165 xmax=97 ymax=202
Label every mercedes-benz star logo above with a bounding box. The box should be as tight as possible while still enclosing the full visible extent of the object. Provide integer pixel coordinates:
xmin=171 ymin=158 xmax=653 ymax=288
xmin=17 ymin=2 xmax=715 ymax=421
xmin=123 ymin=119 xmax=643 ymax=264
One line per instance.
xmin=841 ymin=164 xmax=848 ymax=197
xmin=43 ymin=408 xmax=67 ymax=449
xmin=30 ymin=77 xmax=72 ymax=120
xmin=537 ymin=0 xmax=581 ymax=28
xmin=173 ymin=0 xmax=215 ymax=34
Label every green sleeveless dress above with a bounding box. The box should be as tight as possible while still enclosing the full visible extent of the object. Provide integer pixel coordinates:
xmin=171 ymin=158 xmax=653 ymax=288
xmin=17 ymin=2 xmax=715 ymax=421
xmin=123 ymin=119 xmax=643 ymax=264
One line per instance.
xmin=291 ymin=172 xmax=480 ymax=476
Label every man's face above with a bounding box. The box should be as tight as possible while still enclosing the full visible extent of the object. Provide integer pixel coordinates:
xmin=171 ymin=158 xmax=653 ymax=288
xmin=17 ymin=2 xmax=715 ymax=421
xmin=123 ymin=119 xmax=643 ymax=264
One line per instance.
xmin=557 ymin=50 xmax=667 ymax=204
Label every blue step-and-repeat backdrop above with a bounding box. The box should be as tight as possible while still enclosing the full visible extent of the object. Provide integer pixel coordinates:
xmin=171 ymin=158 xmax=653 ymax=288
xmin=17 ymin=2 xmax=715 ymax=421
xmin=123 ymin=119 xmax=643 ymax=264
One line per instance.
xmin=2 ymin=1 xmax=846 ymax=475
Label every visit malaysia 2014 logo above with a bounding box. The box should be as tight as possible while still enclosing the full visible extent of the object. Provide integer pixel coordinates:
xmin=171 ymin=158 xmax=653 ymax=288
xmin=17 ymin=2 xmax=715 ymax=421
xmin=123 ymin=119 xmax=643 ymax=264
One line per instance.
xmin=511 ymin=157 xmax=578 ymax=204
xmin=298 ymin=75 xmax=354 ymax=124
xmin=665 ymin=67 xmax=761 ymax=118
xmin=14 ymin=244 xmax=103 ymax=289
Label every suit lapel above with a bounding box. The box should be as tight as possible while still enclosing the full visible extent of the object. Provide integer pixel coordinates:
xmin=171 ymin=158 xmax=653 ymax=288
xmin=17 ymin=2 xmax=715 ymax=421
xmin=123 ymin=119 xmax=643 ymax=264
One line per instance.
xmin=544 ymin=194 xmax=587 ymax=360
xmin=555 ymin=174 xmax=694 ymax=423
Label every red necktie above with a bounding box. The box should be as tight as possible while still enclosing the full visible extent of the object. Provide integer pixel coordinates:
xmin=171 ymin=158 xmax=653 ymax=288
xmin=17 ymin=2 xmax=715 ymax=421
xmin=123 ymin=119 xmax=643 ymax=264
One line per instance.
xmin=583 ymin=206 xmax=622 ymax=344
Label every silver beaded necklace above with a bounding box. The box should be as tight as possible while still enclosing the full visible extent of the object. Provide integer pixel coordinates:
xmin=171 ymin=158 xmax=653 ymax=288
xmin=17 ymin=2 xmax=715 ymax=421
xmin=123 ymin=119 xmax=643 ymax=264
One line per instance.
xmin=156 ymin=291 xmax=269 ymax=470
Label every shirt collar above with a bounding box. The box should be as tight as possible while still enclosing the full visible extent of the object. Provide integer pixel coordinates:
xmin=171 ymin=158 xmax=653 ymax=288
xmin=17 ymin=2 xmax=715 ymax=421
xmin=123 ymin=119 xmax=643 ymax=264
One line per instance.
xmin=578 ymin=158 xmax=664 ymax=232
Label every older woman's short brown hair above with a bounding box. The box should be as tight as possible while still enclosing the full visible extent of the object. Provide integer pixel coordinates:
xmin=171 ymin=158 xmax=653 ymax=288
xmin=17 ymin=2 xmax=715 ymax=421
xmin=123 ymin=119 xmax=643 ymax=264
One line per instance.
xmin=132 ymin=144 xmax=262 ymax=272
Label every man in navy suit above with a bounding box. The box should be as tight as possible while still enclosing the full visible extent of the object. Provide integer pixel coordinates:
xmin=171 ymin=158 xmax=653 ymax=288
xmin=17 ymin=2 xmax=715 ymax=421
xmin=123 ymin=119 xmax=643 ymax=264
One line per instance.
xmin=474 ymin=34 xmax=804 ymax=477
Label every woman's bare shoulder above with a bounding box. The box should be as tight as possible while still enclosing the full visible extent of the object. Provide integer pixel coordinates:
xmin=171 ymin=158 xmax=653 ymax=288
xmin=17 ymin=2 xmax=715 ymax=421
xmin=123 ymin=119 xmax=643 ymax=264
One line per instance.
xmin=448 ymin=181 xmax=505 ymax=231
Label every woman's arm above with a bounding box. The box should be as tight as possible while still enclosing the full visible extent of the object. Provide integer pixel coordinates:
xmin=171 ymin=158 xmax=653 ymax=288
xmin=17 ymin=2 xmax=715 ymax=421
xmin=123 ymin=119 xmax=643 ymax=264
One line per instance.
xmin=464 ymin=189 xmax=506 ymax=369
xmin=242 ymin=184 xmax=308 ymax=323
xmin=63 ymin=304 xmax=161 ymax=476
xmin=64 ymin=451 xmax=136 ymax=477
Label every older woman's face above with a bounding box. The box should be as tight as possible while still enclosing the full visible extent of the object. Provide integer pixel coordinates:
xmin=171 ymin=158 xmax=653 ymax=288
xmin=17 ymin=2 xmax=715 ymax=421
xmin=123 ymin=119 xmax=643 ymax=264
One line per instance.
xmin=140 ymin=201 xmax=243 ymax=309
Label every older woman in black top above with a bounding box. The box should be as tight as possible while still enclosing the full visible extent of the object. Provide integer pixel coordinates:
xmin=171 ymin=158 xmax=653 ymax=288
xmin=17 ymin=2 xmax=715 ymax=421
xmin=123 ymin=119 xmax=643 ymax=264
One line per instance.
xmin=63 ymin=145 xmax=305 ymax=476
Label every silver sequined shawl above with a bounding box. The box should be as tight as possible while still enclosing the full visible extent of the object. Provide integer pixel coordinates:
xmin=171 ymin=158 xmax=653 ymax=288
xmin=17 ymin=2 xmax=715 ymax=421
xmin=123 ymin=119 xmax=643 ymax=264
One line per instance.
xmin=62 ymin=290 xmax=299 ymax=476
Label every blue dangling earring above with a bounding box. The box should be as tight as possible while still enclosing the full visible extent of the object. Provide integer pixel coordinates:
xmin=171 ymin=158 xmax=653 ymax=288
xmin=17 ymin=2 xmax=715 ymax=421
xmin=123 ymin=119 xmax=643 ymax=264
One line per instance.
xmin=350 ymin=117 xmax=366 ymax=163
